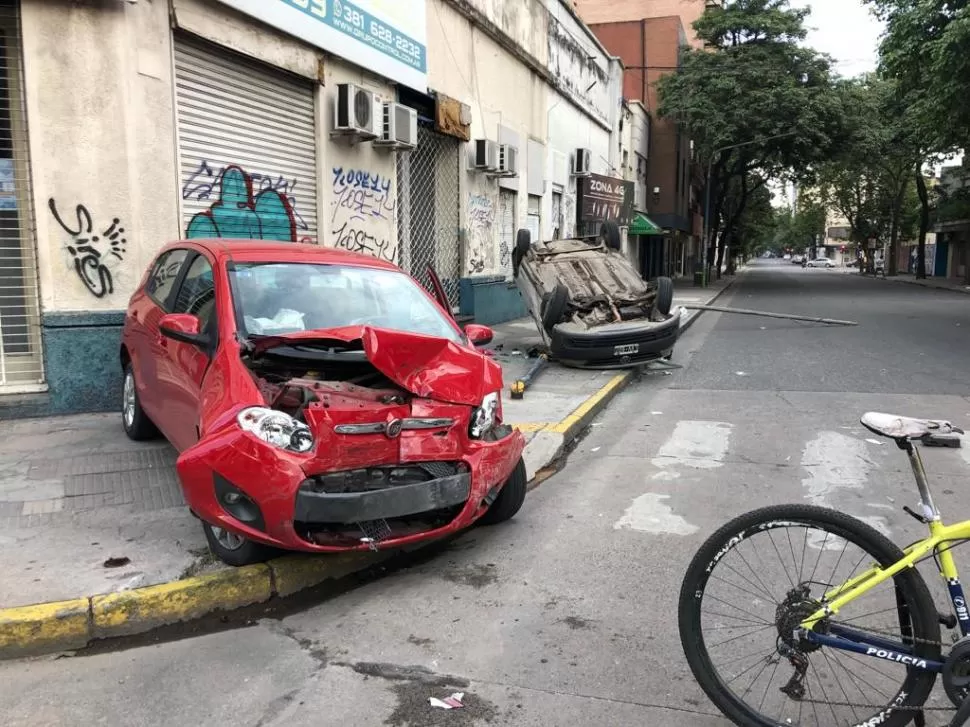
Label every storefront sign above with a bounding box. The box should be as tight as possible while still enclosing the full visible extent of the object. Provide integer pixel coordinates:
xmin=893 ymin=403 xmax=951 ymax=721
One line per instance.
xmin=578 ymin=173 xmax=635 ymax=225
xmin=214 ymin=0 xmax=427 ymax=91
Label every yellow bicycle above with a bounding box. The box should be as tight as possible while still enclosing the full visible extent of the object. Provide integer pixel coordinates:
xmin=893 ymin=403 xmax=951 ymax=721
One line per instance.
xmin=680 ymin=412 xmax=970 ymax=726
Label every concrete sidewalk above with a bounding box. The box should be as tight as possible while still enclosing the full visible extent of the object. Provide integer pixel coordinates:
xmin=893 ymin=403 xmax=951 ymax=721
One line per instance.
xmin=0 ymin=271 xmax=741 ymax=656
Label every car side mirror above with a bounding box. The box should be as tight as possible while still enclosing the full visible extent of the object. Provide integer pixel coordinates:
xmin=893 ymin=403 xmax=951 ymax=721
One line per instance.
xmin=159 ymin=313 xmax=209 ymax=347
xmin=464 ymin=323 xmax=494 ymax=347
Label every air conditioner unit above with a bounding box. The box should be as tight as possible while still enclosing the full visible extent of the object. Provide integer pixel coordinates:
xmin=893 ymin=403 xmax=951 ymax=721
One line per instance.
xmin=332 ymin=83 xmax=378 ymax=139
xmin=497 ymin=144 xmax=519 ymax=177
xmin=373 ymin=102 xmax=417 ymax=150
xmin=572 ymin=148 xmax=591 ymax=176
xmin=472 ymin=139 xmax=499 ymax=171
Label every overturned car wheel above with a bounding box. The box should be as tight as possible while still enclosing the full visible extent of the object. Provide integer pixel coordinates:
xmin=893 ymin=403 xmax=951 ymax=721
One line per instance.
xmin=654 ymin=276 xmax=674 ymax=316
xmin=600 ymin=220 xmax=621 ymax=250
xmin=203 ymin=521 xmax=274 ymax=567
xmin=541 ymin=283 xmax=569 ymax=332
xmin=513 ymin=228 xmax=531 ymax=277
xmin=479 ymin=458 xmax=527 ymax=525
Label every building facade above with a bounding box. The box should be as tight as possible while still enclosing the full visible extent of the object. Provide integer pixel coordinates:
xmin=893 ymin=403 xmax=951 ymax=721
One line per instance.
xmin=584 ymin=16 xmax=700 ymax=279
xmin=0 ymin=0 xmax=625 ymax=417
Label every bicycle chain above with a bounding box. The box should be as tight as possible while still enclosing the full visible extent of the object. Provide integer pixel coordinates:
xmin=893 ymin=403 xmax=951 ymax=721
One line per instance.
xmin=777 ymin=619 xmax=959 ymax=714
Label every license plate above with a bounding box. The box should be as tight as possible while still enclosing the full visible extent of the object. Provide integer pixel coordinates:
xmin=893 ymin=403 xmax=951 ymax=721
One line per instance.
xmin=614 ymin=343 xmax=639 ymax=355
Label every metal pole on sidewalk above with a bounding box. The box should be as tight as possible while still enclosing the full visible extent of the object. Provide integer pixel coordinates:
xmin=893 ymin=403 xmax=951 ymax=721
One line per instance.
xmin=701 ymin=132 xmax=797 ymax=286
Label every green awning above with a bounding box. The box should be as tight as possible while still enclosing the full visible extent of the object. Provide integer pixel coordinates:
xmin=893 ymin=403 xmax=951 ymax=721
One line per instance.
xmin=628 ymin=213 xmax=663 ymax=235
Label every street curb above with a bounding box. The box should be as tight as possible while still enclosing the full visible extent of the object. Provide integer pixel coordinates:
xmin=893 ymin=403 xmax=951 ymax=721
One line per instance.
xmin=0 ymin=274 xmax=744 ymax=661
xmin=868 ymin=273 xmax=970 ymax=296
xmin=0 ymin=551 xmax=391 ymax=660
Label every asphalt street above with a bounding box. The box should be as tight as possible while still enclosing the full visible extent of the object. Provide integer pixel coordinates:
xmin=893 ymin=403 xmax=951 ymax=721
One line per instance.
xmin=4 ymin=261 xmax=970 ymax=726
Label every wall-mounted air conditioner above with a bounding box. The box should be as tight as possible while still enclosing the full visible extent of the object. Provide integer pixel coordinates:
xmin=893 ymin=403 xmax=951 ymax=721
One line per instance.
xmin=497 ymin=144 xmax=518 ymax=177
xmin=472 ymin=139 xmax=499 ymax=171
xmin=373 ymin=102 xmax=417 ymax=150
xmin=332 ymin=83 xmax=378 ymax=139
xmin=572 ymin=148 xmax=591 ymax=176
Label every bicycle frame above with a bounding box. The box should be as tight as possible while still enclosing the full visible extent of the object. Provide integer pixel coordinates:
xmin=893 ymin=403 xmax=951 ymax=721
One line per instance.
xmin=796 ymin=439 xmax=970 ymax=673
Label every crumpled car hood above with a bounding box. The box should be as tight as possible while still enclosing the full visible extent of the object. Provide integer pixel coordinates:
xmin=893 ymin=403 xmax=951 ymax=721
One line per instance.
xmin=249 ymin=326 xmax=501 ymax=406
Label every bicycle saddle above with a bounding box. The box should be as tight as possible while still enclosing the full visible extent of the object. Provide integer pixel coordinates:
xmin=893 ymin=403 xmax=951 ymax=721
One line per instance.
xmin=861 ymin=411 xmax=964 ymax=440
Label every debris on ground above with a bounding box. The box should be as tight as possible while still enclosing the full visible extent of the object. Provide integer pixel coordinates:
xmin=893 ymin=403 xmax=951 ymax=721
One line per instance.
xmin=429 ymin=693 xmax=465 ymax=709
xmin=103 ymin=557 xmax=131 ymax=568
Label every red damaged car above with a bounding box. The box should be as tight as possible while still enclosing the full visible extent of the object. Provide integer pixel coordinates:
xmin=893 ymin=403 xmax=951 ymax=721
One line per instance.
xmin=120 ymin=240 xmax=526 ymax=566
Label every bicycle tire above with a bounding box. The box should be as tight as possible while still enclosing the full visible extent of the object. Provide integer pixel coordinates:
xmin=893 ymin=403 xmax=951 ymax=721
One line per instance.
xmin=679 ymin=504 xmax=940 ymax=727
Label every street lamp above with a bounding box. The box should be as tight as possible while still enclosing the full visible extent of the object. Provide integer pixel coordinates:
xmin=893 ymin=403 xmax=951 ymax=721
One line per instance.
xmin=701 ymin=132 xmax=797 ymax=285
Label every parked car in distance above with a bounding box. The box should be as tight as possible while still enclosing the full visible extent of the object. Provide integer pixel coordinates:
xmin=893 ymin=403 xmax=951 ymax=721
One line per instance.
xmin=805 ymin=256 xmax=836 ymax=268
xmin=511 ymin=221 xmax=679 ymax=369
xmin=791 ymin=254 xmax=805 ymax=264
xmin=120 ymin=239 xmax=527 ymax=565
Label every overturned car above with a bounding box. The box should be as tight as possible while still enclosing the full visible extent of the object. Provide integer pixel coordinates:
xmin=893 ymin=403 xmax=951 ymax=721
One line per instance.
xmin=512 ymin=221 xmax=679 ymax=368
xmin=120 ymin=240 xmax=526 ymax=566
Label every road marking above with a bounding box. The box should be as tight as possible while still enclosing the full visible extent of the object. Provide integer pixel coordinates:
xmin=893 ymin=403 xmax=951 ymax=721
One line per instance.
xmin=801 ymin=431 xmax=871 ymax=503
xmin=650 ymin=420 xmax=733 ymax=469
xmin=613 ymin=493 xmax=699 ymax=535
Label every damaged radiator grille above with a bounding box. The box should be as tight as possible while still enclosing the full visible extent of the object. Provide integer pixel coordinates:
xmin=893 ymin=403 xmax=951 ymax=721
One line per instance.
xmin=302 ymin=462 xmax=462 ymax=494
xmin=564 ymin=329 xmax=668 ymax=349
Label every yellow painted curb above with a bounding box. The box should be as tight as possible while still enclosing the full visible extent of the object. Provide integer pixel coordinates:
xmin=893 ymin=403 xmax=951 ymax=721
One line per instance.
xmin=545 ymin=372 xmax=631 ymax=437
xmin=90 ymin=564 xmax=273 ymax=639
xmin=269 ymin=552 xmax=387 ymax=598
xmin=0 ymin=598 xmax=91 ymax=658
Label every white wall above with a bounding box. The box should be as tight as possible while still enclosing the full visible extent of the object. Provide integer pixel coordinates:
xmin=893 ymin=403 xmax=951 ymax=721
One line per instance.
xmin=322 ymin=65 xmax=399 ymax=263
xmin=24 ymin=0 xmax=179 ymax=312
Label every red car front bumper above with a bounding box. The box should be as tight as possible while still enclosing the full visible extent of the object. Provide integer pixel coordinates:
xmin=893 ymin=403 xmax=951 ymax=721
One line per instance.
xmin=176 ymin=417 xmax=526 ymax=553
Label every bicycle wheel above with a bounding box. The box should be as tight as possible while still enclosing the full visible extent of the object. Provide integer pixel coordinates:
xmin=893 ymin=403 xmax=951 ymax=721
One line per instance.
xmin=679 ymin=504 xmax=941 ymax=727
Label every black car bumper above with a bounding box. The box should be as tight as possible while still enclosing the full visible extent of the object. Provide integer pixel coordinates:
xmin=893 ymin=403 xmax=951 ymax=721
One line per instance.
xmin=550 ymin=315 xmax=680 ymax=368
xmin=294 ymin=472 xmax=472 ymax=524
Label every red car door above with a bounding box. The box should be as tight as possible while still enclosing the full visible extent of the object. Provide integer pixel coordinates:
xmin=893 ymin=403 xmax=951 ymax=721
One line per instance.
xmin=129 ymin=247 xmax=191 ymax=430
xmin=156 ymin=252 xmax=219 ymax=452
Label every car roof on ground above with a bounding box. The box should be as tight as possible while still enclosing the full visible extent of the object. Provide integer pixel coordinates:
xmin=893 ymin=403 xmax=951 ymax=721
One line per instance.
xmin=161 ymin=239 xmax=401 ymax=272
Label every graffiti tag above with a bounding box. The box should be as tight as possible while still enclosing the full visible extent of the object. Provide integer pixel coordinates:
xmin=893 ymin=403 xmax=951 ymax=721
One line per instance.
xmin=182 ymin=160 xmax=309 ymax=233
xmin=332 ymin=167 xmax=392 ymax=195
xmin=332 ymin=221 xmax=396 ymax=262
xmin=466 ymin=194 xmax=494 ymax=274
xmin=330 ymin=166 xmax=397 ymax=263
xmin=186 ymin=165 xmax=297 ymax=241
xmin=49 ymin=199 xmax=126 ymax=299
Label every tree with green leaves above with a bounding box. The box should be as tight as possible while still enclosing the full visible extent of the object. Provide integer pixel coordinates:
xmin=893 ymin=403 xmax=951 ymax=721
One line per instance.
xmin=656 ymin=0 xmax=847 ymax=279
xmin=809 ymin=76 xmax=929 ymax=275
xmin=867 ymin=0 xmax=970 ymax=152
xmin=864 ymin=0 xmax=964 ymax=278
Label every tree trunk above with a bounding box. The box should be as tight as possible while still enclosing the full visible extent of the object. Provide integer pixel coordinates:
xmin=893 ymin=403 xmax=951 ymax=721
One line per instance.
xmin=887 ymin=181 xmax=905 ymax=277
xmin=915 ymin=171 xmax=929 ymax=279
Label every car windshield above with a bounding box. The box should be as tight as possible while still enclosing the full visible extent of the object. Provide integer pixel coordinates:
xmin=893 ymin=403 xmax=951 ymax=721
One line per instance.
xmin=229 ymin=262 xmax=461 ymax=344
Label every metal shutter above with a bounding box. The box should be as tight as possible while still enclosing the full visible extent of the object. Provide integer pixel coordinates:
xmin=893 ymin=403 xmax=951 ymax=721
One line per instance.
xmin=0 ymin=0 xmax=43 ymax=392
xmin=174 ymin=37 xmax=318 ymax=242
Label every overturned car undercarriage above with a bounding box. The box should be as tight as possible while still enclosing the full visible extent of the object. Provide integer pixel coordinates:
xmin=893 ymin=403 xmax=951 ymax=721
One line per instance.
xmin=523 ymin=238 xmax=671 ymax=328
xmin=511 ymin=223 xmax=680 ymax=369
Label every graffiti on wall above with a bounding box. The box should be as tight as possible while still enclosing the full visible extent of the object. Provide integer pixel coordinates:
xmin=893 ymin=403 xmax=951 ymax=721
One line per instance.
xmin=466 ymin=194 xmax=493 ymax=274
xmin=49 ymin=199 xmax=126 ymax=299
xmin=330 ymin=166 xmax=397 ymax=262
xmin=183 ymin=164 xmax=300 ymax=241
xmin=562 ymin=193 xmax=576 ymax=238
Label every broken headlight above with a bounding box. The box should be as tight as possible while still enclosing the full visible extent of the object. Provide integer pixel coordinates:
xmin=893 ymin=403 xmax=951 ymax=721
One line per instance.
xmin=469 ymin=391 xmax=500 ymax=439
xmin=237 ymin=407 xmax=314 ymax=453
